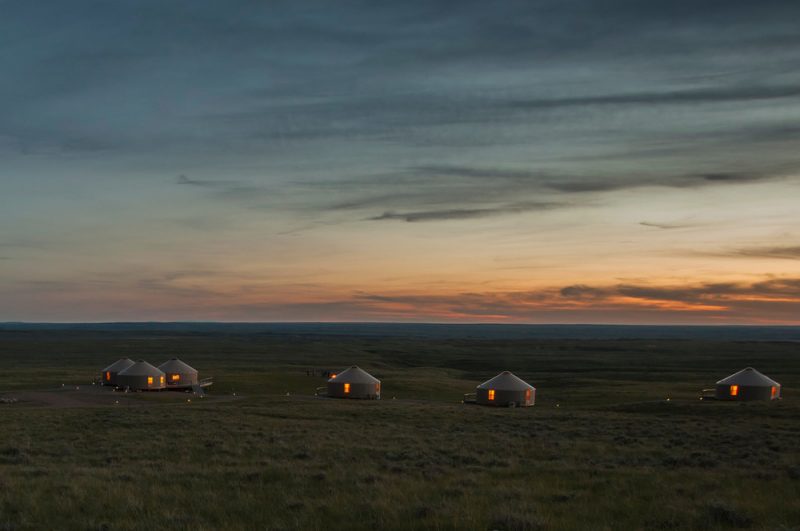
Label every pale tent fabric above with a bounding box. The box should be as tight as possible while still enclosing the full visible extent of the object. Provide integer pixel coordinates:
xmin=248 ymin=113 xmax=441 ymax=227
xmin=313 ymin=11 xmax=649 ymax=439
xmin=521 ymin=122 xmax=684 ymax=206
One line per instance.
xmin=327 ymin=366 xmax=381 ymax=399
xmin=116 ymin=360 xmax=166 ymax=391
xmin=476 ymin=371 xmax=535 ymax=407
xmin=158 ymin=358 xmax=199 ymax=387
xmin=714 ymin=367 xmax=781 ymax=401
xmin=100 ymin=358 xmax=135 ymax=386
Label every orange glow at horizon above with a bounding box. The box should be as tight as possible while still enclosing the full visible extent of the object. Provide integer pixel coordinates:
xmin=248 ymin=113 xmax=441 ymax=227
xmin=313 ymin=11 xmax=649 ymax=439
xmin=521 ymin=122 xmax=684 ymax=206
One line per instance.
xmin=3 ymin=179 xmax=799 ymax=324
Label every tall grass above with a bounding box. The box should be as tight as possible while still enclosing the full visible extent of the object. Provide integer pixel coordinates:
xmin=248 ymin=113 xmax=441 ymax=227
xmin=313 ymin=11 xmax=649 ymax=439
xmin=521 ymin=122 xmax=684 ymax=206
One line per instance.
xmin=1 ymin=330 xmax=799 ymax=529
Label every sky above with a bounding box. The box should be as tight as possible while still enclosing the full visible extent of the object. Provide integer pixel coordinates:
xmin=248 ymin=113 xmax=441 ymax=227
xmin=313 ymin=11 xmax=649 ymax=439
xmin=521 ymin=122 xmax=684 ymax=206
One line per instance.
xmin=1 ymin=0 xmax=800 ymax=324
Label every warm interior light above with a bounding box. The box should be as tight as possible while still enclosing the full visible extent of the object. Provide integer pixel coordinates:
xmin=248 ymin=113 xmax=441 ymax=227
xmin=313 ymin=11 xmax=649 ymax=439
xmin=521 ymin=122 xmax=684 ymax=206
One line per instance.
xmin=730 ymin=385 xmax=739 ymax=397
xmin=147 ymin=376 xmax=154 ymax=385
xmin=376 ymin=383 xmax=381 ymax=393
xmin=488 ymin=389 xmax=495 ymax=401
xmin=525 ymin=389 xmax=531 ymax=401
xmin=171 ymin=374 xmax=180 ymax=381
xmin=771 ymin=386 xmax=777 ymax=398
xmin=344 ymin=383 xmax=350 ymax=394
xmin=160 ymin=376 xmax=165 ymax=384
xmin=106 ymin=371 xmax=111 ymax=381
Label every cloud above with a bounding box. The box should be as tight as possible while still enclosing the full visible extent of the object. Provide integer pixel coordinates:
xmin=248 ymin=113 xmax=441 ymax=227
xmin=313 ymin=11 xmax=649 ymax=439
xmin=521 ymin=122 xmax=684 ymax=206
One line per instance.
xmin=337 ymin=277 xmax=800 ymax=323
xmin=176 ymin=175 xmax=242 ymax=188
xmin=560 ymin=278 xmax=800 ymax=304
xmin=506 ymin=84 xmax=800 ymax=110
xmin=559 ymin=285 xmax=609 ymax=298
xmin=728 ymin=245 xmax=800 ymax=260
xmin=410 ymin=165 xmax=542 ymax=182
xmin=345 ymin=277 xmax=800 ymax=323
xmin=310 ymin=165 xmax=785 ymax=224
xmin=407 ymin=166 xmax=779 ymax=194
xmin=175 ymin=174 xmax=279 ymax=208
xmin=171 ymin=159 xmax=788 ymax=229
xmin=639 ymin=221 xmax=698 ymax=230
xmin=334 ymin=277 xmax=800 ymax=322
xmin=691 ymin=245 xmax=800 ymax=260
xmin=368 ymin=202 xmax=562 ymax=222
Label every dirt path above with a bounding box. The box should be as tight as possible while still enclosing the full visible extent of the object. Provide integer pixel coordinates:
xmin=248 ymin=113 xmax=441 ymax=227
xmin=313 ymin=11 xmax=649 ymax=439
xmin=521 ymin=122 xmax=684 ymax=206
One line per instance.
xmin=0 ymin=386 xmax=243 ymax=409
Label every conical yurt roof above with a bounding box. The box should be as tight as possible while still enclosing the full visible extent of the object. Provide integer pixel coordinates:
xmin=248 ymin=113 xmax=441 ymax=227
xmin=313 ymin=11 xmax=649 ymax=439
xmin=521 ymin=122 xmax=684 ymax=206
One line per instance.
xmin=158 ymin=358 xmax=197 ymax=374
xmin=328 ymin=366 xmax=379 ymax=384
xmin=477 ymin=371 xmax=535 ymax=391
xmin=118 ymin=360 xmax=164 ymax=377
xmin=716 ymin=367 xmax=779 ymax=387
xmin=102 ymin=358 xmax=135 ymax=373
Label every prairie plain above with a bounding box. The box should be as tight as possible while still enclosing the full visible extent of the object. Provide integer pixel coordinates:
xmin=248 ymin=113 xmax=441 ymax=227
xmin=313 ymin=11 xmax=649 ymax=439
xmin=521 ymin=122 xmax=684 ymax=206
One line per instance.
xmin=1 ymin=326 xmax=799 ymax=530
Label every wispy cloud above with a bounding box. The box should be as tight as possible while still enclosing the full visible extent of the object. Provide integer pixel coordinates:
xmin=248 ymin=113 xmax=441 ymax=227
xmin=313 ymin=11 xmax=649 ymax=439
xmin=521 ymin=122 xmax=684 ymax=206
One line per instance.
xmin=368 ymin=202 xmax=562 ymax=222
xmin=639 ymin=221 xmax=699 ymax=230
xmin=218 ymin=277 xmax=799 ymax=323
xmin=506 ymin=84 xmax=800 ymax=110
xmin=338 ymin=277 xmax=800 ymax=322
xmin=727 ymin=245 xmax=800 ymax=260
xmin=560 ymin=278 xmax=800 ymax=305
xmin=176 ymin=175 xmax=237 ymax=188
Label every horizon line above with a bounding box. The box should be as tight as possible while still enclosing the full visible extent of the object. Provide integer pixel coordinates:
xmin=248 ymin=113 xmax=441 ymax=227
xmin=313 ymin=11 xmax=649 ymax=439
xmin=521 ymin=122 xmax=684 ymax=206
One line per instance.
xmin=2 ymin=321 xmax=800 ymax=328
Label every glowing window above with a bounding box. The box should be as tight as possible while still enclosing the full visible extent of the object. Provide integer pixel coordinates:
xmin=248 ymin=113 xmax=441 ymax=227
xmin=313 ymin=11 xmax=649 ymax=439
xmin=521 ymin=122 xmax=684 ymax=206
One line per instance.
xmin=171 ymin=374 xmax=180 ymax=382
xmin=160 ymin=376 xmax=165 ymax=384
xmin=106 ymin=371 xmax=111 ymax=381
xmin=488 ymin=389 xmax=495 ymax=401
xmin=730 ymin=385 xmax=739 ymax=397
xmin=147 ymin=376 xmax=154 ymax=385
xmin=344 ymin=383 xmax=350 ymax=394
xmin=376 ymin=383 xmax=381 ymax=393
xmin=771 ymin=386 xmax=777 ymax=398
xmin=525 ymin=389 xmax=531 ymax=401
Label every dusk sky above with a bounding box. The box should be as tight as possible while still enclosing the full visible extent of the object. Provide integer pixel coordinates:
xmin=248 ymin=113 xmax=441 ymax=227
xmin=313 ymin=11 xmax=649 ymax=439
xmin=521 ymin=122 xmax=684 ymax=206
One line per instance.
xmin=2 ymin=0 xmax=800 ymax=323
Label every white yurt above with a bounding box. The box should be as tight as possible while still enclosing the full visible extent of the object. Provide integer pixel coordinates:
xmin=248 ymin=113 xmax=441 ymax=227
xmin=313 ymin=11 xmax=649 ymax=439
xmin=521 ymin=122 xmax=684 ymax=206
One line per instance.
xmin=158 ymin=358 xmax=198 ymax=388
xmin=476 ymin=371 xmax=535 ymax=407
xmin=100 ymin=358 xmax=135 ymax=386
xmin=327 ymin=366 xmax=381 ymax=399
xmin=116 ymin=360 xmax=166 ymax=391
xmin=714 ymin=367 xmax=781 ymax=401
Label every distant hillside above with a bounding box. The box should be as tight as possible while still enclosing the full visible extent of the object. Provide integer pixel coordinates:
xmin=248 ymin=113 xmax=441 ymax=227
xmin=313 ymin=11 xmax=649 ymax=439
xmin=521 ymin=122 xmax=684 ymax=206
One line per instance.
xmin=2 ymin=322 xmax=800 ymax=341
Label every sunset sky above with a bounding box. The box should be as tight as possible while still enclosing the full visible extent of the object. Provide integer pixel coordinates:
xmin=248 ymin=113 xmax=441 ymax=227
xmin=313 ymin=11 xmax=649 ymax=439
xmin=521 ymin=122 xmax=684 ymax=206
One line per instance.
xmin=2 ymin=0 xmax=800 ymax=323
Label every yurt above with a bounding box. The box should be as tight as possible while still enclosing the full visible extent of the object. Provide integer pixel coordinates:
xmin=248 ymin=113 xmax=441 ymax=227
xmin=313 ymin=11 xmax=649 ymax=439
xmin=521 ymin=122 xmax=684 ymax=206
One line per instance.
xmin=327 ymin=366 xmax=381 ymax=399
xmin=116 ymin=360 xmax=166 ymax=391
xmin=476 ymin=371 xmax=535 ymax=407
xmin=714 ymin=367 xmax=781 ymax=401
xmin=100 ymin=358 xmax=135 ymax=386
xmin=158 ymin=358 xmax=198 ymax=389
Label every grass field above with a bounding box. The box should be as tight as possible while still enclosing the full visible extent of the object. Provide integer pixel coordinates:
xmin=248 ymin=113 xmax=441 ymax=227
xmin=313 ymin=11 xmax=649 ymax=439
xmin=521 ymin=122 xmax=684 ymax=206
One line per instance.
xmin=1 ymin=329 xmax=799 ymax=530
